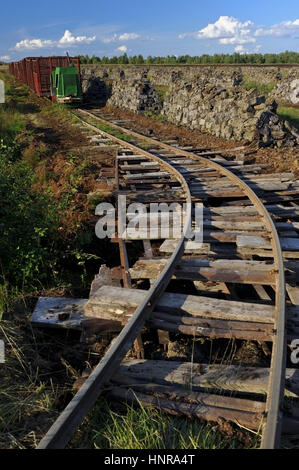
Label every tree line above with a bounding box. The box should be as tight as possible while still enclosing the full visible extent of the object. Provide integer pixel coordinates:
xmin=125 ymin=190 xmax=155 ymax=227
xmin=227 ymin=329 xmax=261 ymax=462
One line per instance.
xmin=78 ymin=51 xmax=299 ymax=65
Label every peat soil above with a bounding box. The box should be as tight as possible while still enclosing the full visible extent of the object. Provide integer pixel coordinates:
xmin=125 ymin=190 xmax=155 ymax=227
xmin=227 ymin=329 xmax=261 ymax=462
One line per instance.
xmin=93 ymin=104 xmax=299 ymax=175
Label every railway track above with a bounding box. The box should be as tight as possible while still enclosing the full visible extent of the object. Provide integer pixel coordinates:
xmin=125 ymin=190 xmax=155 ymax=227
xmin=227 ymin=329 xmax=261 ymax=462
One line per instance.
xmin=36 ymin=108 xmax=299 ymax=449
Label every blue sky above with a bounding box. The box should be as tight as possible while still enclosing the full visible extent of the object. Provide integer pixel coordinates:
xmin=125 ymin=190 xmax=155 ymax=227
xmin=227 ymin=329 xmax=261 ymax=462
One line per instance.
xmin=1 ymin=0 xmax=298 ymax=61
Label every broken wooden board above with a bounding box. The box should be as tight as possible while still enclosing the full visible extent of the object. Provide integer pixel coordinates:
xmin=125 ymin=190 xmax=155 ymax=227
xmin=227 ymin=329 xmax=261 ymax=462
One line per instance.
xmin=129 ymin=258 xmax=276 ymax=285
xmin=108 ymin=386 xmax=264 ymax=431
xmin=84 ymin=285 xmax=275 ymax=324
xmin=31 ymin=297 xmax=86 ymax=330
xmin=115 ymin=359 xmax=299 ymax=398
xmin=31 ymin=294 xmax=297 ymax=341
xmin=287 ymin=285 xmax=299 ymax=306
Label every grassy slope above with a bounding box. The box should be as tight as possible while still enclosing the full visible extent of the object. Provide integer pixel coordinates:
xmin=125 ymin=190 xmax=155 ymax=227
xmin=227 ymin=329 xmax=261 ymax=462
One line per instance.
xmin=0 ymin=74 xmax=115 ymax=448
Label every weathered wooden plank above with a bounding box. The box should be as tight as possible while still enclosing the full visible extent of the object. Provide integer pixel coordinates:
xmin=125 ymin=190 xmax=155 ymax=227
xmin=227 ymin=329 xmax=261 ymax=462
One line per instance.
xmin=111 ymin=379 xmax=265 ymax=413
xmin=193 ymin=280 xmax=230 ymax=294
xmin=150 ymin=319 xmax=273 ymax=341
xmin=191 ymin=180 xmax=291 ymax=192
xmin=117 ymin=155 xmax=149 ymax=161
xmin=122 ymin=228 xmax=269 ymax=242
xmin=124 ymin=171 xmax=171 ymax=180
xmin=129 ymin=258 xmax=276 ymax=285
xmin=237 ymin=235 xmax=271 ymax=249
xmin=108 ymin=387 xmax=264 ymax=431
xmin=287 ymin=285 xmax=299 ymax=306
xmin=152 ymin=312 xmax=274 ymax=333
xmin=254 ymin=285 xmax=272 ymax=301
xmin=237 ymin=236 xmax=299 ymax=252
xmin=84 ymin=286 xmax=275 ymax=323
xmin=116 ymin=360 xmax=299 ymax=398
xmin=120 ymin=163 xmax=159 ymax=171
xmin=31 ymin=297 xmax=86 ymax=330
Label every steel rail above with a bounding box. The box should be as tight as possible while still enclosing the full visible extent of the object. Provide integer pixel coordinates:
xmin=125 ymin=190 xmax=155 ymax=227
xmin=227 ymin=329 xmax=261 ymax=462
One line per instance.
xmin=36 ymin=119 xmax=193 ymax=449
xmin=37 ymin=109 xmax=285 ymax=449
xmin=76 ymin=109 xmax=286 ymax=449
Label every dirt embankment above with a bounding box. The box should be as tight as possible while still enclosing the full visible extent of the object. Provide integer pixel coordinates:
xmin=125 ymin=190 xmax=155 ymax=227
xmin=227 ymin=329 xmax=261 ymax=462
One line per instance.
xmin=91 ymin=105 xmax=299 ymax=174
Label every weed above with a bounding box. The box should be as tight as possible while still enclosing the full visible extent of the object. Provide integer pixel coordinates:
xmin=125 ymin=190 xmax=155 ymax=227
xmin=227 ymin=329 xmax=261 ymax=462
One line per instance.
xmin=145 ymin=111 xmax=165 ymax=121
xmin=242 ymin=77 xmax=275 ymax=95
xmin=277 ymin=106 xmax=299 ymax=130
xmin=154 ymin=85 xmax=170 ymax=105
xmin=70 ymin=396 xmax=257 ymax=449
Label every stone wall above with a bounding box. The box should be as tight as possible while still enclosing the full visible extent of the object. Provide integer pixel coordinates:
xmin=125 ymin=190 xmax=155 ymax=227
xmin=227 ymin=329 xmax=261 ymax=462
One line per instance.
xmin=107 ymin=78 xmax=162 ymax=114
xmin=81 ymin=65 xmax=299 ymax=146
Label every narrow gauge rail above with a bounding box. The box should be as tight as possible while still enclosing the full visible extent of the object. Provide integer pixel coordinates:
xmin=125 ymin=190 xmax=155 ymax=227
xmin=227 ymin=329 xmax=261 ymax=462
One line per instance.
xmin=37 ymin=108 xmax=290 ymax=449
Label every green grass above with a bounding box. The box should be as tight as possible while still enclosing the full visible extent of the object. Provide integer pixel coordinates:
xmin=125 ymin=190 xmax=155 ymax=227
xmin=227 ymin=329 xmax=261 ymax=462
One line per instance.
xmin=84 ymin=115 xmax=153 ymax=150
xmin=242 ymin=78 xmax=275 ymax=95
xmin=277 ymin=106 xmax=299 ymax=130
xmin=0 ymin=318 xmax=81 ymax=449
xmin=145 ymin=111 xmax=165 ymax=121
xmin=0 ymin=74 xmax=102 ymax=318
xmin=155 ymin=85 xmax=170 ymax=105
xmin=41 ymin=102 xmax=78 ymax=125
xmin=72 ymin=398 xmax=249 ymax=449
xmin=87 ymin=119 xmax=134 ymax=143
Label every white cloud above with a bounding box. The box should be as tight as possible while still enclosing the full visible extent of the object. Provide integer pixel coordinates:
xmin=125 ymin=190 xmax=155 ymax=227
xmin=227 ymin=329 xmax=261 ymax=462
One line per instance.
xmin=15 ymin=38 xmax=55 ymax=50
xmin=102 ymin=34 xmax=118 ymax=43
xmin=179 ymin=16 xmax=299 ymax=48
xmin=117 ymin=45 xmax=128 ymax=53
xmin=254 ymin=45 xmax=262 ymax=52
xmin=196 ymin=16 xmax=255 ymax=44
xmin=102 ymin=32 xmax=140 ymax=43
xmin=0 ymin=55 xmax=10 ymax=61
xmin=118 ymin=32 xmax=139 ymax=41
xmin=58 ymin=30 xmax=96 ymax=46
xmin=234 ymin=44 xmax=262 ymax=54
xmin=219 ymin=36 xmax=256 ymax=45
xmin=15 ymin=30 xmax=96 ymax=50
xmin=255 ymin=19 xmax=299 ymax=37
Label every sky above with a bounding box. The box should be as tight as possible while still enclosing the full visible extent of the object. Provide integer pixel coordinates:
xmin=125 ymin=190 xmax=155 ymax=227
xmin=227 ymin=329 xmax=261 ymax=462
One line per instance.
xmin=0 ymin=0 xmax=298 ymax=61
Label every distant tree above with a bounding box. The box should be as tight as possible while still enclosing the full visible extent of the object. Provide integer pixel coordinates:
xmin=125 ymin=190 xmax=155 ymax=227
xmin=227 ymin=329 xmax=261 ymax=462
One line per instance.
xmin=136 ymin=54 xmax=144 ymax=65
xmin=78 ymin=51 xmax=299 ymax=66
xmin=119 ymin=53 xmax=129 ymax=64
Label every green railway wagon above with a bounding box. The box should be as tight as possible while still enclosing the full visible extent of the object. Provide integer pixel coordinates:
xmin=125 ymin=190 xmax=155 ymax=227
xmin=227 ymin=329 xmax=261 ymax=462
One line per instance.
xmin=51 ymin=66 xmax=82 ymax=104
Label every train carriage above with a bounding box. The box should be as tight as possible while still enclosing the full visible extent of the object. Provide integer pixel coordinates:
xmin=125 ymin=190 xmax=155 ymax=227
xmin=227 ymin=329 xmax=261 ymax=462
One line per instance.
xmin=9 ymin=56 xmax=82 ymax=104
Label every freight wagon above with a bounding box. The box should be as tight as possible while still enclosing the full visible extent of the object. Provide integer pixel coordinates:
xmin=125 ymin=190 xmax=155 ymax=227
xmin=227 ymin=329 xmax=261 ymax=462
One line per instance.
xmin=9 ymin=56 xmax=82 ymax=104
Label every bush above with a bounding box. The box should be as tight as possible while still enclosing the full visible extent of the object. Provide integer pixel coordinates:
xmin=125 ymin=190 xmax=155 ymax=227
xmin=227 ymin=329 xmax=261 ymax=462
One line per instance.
xmin=0 ymin=154 xmax=60 ymax=294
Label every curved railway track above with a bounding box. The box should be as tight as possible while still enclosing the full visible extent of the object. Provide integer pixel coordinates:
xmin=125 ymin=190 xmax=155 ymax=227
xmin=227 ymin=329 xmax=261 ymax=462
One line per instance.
xmin=36 ymin=107 xmax=298 ymax=450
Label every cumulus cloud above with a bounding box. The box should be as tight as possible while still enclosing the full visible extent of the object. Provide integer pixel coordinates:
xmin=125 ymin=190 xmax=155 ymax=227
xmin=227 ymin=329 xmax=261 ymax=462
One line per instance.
xmin=255 ymin=19 xmax=299 ymax=37
xmin=15 ymin=38 xmax=55 ymax=50
xmin=179 ymin=16 xmax=299 ymax=48
xmin=196 ymin=16 xmax=254 ymax=43
xmin=58 ymin=30 xmax=96 ymax=46
xmin=15 ymin=30 xmax=96 ymax=50
xmin=219 ymin=36 xmax=256 ymax=45
xmin=117 ymin=45 xmax=128 ymax=53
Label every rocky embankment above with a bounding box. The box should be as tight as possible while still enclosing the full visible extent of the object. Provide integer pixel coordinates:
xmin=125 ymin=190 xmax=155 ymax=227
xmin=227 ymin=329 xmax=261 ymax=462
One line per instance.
xmin=81 ymin=65 xmax=299 ymax=147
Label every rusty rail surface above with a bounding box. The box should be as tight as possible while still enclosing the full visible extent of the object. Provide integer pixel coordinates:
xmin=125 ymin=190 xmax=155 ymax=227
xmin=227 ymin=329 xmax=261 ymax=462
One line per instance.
xmin=37 ymin=109 xmax=286 ymax=449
